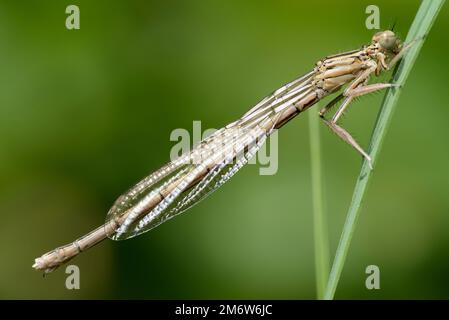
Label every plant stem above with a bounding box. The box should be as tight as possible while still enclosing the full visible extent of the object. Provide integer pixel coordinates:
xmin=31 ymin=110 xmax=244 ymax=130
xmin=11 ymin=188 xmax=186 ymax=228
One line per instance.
xmin=323 ymin=0 xmax=445 ymax=300
xmin=308 ymin=109 xmax=330 ymax=299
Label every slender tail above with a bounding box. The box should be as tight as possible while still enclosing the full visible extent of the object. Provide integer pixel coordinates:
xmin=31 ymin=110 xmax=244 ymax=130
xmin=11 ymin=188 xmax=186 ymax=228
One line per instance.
xmin=32 ymin=220 xmax=116 ymax=274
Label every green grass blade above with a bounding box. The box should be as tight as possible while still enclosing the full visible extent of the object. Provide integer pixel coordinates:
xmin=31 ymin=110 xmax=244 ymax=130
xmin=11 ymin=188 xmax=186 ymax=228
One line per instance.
xmin=323 ymin=0 xmax=445 ymax=300
xmin=308 ymin=110 xmax=330 ymax=299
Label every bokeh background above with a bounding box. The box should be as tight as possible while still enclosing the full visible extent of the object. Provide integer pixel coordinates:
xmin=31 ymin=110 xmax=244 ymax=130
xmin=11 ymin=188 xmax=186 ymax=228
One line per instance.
xmin=0 ymin=0 xmax=448 ymax=299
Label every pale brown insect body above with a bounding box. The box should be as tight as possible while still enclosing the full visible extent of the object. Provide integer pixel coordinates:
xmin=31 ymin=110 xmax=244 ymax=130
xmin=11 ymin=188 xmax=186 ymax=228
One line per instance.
xmin=33 ymin=31 xmax=414 ymax=273
xmin=295 ymin=30 xmax=407 ymax=164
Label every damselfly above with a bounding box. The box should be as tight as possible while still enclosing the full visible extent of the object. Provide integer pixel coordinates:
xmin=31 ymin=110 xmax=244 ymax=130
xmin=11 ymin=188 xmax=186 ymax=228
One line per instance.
xmin=33 ymin=30 xmax=415 ymax=273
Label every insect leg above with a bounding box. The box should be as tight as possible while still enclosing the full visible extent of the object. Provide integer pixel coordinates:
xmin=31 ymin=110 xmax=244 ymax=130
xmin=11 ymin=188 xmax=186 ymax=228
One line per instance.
xmin=346 ymin=83 xmax=399 ymax=98
xmin=319 ymin=66 xmax=397 ymax=169
xmin=388 ymin=37 xmax=423 ymax=69
xmin=322 ymin=118 xmax=373 ymax=168
xmin=318 ymin=93 xmax=344 ymax=117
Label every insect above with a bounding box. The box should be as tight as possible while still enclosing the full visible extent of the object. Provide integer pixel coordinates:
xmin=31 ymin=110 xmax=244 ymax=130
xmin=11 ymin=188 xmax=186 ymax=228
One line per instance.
xmin=33 ymin=30 xmax=415 ymax=273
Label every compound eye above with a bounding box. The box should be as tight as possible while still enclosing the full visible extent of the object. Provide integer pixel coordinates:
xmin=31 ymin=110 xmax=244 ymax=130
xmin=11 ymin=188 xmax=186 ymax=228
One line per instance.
xmin=380 ymin=34 xmax=396 ymax=50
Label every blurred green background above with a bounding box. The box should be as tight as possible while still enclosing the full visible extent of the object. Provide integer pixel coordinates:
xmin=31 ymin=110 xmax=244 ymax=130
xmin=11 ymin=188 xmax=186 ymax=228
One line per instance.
xmin=0 ymin=0 xmax=448 ymax=299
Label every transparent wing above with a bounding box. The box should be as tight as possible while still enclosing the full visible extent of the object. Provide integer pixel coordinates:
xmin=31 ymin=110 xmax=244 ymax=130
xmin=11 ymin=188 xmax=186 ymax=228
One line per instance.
xmin=159 ymin=126 xmax=269 ymax=218
xmin=108 ymin=122 xmax=270 ymax=240
xmin=105 ymin=160 xmax=194 ymax=240
xmin=234 ymin=70 xmax=314 ymax=129
xmin=105 ymin=70 xmax=315 ymax=241
xmin=105 ymin=124 xmax=243 ymax=239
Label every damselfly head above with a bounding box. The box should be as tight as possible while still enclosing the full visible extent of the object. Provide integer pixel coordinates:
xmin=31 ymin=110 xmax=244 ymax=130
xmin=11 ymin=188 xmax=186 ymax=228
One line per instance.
xmin=372 ymin=30 xmax=402 ymax=55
